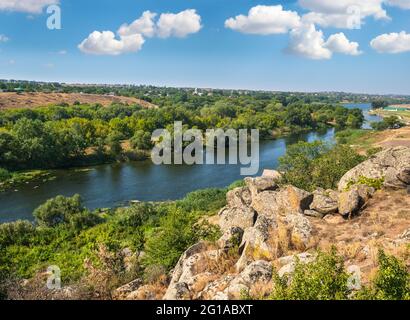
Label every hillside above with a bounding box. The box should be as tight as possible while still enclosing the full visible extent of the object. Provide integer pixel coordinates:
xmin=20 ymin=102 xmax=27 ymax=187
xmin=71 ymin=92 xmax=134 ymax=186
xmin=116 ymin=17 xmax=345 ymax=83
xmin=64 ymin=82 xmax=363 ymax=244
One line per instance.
xmin=0 ymin=92 xmax=157 ymax=110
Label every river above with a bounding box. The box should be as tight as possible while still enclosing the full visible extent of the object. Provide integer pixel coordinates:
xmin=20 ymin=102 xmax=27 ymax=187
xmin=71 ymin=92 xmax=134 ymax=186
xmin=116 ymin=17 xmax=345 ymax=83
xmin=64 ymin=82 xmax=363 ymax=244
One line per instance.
xmin=0 ymin=103 xmax=381 ymax=222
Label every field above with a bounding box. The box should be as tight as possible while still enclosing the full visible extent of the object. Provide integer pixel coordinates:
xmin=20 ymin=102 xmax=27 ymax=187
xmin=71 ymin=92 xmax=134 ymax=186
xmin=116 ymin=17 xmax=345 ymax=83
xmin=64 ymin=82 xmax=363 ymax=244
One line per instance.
xmin=0 ymin=92 xmax=157 ymax=110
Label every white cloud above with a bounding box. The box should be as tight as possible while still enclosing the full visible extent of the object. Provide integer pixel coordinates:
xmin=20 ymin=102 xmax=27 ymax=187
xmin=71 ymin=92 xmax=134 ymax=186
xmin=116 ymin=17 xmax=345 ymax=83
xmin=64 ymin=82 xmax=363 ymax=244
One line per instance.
xmin=370 ymin=31 xmax=410 ymax=53
xmin=225 ymin=5 xmax=301 ymax=35
xmin=0 ymin=0 xmax=59 ymax=14
xmin=0 ymin=34 xmax=9 ymax=42
xmin=118 ymin=10 xmax=157 ymax=38
xmin=299 ymin=0 xmax=389 ymax=29
xmin=156 ymin=9 xmax=202 ymax=38
xmin=325 ymin=33 xmax=362 ymax=55
xmin=58 ymin=50 xmax=67 ymax=55
xmin=287 ymin=24 xmax=332 ymax=59
xmin=387 ymin=0 xmax=410 ymax=9
xmin=287 ymin=24 xmax=362 ymax=59
xmin=78 ymin=31 xmax=145 ymax=56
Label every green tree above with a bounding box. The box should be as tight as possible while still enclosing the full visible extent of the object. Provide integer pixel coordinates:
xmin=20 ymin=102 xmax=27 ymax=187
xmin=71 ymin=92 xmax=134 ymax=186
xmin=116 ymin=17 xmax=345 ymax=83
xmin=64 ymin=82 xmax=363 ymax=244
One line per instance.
xmin=130 ymin=130 xmax=153 ymax=151
xmin=33 ymin=194 xmax=86 ymax=228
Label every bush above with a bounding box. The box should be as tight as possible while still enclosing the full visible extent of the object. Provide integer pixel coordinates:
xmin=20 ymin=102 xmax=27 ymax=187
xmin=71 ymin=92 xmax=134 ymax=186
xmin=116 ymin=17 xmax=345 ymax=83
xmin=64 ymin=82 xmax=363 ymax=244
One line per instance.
xmin=279 ymin=141 xmax=365 ymax=191
xmin=143 ymin=207 xmax=198 ymax=270
xmin=356 ymin=250 xmax=409 ymax=300
xmin=0 ymin=168 xmax=11 ymax=182
xmin=346 ymin=176 xmax=384 ymax=191
xmin=0 ymin=220 xmax=35 ymax=247
xmin=371 ymin=116 xmax=405 ymax=131
xmin=33 ymin=194 xmax=86 ymax=228
xmin=176 ymin=188 xmax=226 ymax=213
xmin=269 ymin=248 xmax=350 ymax=300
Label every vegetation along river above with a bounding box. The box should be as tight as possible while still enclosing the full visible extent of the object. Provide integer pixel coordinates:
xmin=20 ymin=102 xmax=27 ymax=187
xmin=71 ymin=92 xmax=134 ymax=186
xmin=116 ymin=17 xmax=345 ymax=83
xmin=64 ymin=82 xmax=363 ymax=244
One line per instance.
xmin=0 ymin=104 xmax=381 ymax=222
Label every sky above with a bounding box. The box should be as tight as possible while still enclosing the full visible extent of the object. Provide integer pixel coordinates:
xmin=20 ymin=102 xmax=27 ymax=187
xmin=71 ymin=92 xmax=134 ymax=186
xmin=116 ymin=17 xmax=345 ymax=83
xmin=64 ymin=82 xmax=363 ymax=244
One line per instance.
xmin=0 ymin=0 xmax=409 ymax=94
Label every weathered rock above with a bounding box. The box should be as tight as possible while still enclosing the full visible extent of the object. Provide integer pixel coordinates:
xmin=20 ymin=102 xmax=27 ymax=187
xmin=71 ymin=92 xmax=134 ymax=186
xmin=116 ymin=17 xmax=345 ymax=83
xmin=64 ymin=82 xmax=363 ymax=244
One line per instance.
xmin=227 ymin=261 xmax=273 ymax=299
xmin=323 ymin=214 xmax=345 ymax=224
xmin=235 ymin=215 xmax=278 ymax=272
xmin=127 ymin=285 xmax=159 ymax=300
xmin=198 ymin=275 xmax=235 ymax=300
xmin=217 ymin=227 xmax=244 ymax=250
xmin=278 ymin=253 xmax=316 ymax=278
xmin=338 ymin=190 xmax=361 ymax=217
xmin=304 ymin=209 xmax=325 ymax=219
xmin=163 ymin=282 xmax=191 ymax=300
xmin=338 ymin=146 xmax=410 ymax=191
xmin=113 ymin=279 xmax=143 ymax=300
xmin=286 ymin=213 xmax=313 ymax=249
xmin=218 ymin=206 xmax=256 ymax=232
xmin=244 ymin=176 xmax=278 ymax=198
xmin=251 ymin=186 xmax=313 ymax=217
xmin=164 ymin=242 xmax=207 ymax=299
xmin=310 ymin=190 xmax=338 ymax=215
xmin=226 ymin=187 xmax=252 ymax=208
xmin=262 ymin=169 xmax=283 ymax=182
xmin=350 ymin=184 xmax=376 ymax=205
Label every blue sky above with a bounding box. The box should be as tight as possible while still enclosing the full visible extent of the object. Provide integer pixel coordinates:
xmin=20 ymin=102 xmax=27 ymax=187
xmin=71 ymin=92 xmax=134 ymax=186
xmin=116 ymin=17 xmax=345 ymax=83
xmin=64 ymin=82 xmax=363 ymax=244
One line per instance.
xmin=0 ymin=0 xmax=409 ymax=94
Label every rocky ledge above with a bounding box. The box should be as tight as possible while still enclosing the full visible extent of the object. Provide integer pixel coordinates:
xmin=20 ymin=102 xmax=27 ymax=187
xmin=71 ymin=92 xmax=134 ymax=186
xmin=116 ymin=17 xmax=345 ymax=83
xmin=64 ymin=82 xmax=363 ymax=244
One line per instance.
xmin=120 ymin=147 xmax=410 ymax=300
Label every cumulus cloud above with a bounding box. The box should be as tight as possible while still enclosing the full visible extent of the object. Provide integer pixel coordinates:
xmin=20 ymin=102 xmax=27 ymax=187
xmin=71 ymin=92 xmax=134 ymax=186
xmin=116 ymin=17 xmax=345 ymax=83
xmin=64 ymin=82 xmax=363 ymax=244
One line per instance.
xmin=156 ymin=9 xmax=202 ymax=38
xmin=370 ymin=31 xmax=410 ymax=53
xmin=0 ymin=0 xmax=59 ymax=14
xmin=224 ymin=5 xmax=301 ymax=35
xmin=387 ymin=0 xmax=410 ymax=9
xmin=287 ymin=24 xmax=362 ymax=59
xmin=79 ymin=9 xmax=202 ymax=55
xmin=118 ymin=10 xmax=157 ymax=38
xmin=287 ymin=24 xmax=332 ymax=59
xmin=325 ymin=33 xmax=362 ymax=55
xmin=299 ymin=0 xmax=389 ymax=29
xmin=0 ymin=34 xmax=9 ymax=42
xmin=78 ymin=31 xmax=145 ymax=56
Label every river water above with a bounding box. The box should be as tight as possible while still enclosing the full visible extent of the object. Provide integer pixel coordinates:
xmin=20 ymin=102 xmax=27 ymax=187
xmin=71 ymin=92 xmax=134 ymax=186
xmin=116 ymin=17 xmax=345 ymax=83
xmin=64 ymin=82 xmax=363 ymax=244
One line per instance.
xmin=0 ymin=103 xmax=381 ymax=222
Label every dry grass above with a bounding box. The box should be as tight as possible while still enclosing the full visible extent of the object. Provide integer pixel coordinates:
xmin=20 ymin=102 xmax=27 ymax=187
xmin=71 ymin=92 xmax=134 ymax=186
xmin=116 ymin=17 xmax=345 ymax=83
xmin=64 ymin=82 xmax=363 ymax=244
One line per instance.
xmin=0 ymin=92 xmax=157 ymax=110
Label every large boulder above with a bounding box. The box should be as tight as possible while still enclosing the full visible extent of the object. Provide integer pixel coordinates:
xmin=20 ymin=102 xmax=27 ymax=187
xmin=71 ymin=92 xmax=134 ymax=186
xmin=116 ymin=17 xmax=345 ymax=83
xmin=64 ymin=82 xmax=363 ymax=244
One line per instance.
xmin=227 ymin=261 xmax=273 ymax=299
xmin=285 ymin=213 xmax=313 ymax=250
xmin=338 ymin=147 xmax=410 ymax=191
xmin=217 ymin=226 xmax=244 ymax=250
xmin=226 ymin=187 xmax=252 ymax=208
xmin=163 ymin=242 xmax=207 ymax=299
xmin=338 ymin=190 xmax=361 ymax=218
xmin=218 ymin=206 xmax=256 ymax=232
xmin=235 ymin=215 xmax=278 ymax=271
xmin=309 ymin=189 xmax=339 ymax=215
xmin=252 ymin=186 xmax=313 ymax=217
xmin=262 ymin=169 xmax=283 ymax=182
xmin=244 ymin=176 xmax=278 ymax=198
xmin=113 ymin=279 xmax=143 ymax=300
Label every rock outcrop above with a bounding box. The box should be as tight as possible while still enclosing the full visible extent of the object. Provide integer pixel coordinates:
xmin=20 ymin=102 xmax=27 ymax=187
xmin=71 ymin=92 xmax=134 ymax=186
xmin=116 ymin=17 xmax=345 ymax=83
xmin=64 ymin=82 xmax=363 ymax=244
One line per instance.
xmin=157 ymin=147 xmax=410 ymax=301
xmin=338 ymin=146 xmax=410 ymax=191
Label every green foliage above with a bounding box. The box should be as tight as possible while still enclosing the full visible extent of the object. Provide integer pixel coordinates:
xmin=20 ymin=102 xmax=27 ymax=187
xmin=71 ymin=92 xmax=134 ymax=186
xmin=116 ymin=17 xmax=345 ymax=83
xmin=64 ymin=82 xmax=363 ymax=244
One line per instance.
xmin=0 ymin=167 xmax=11 ymax=182
xmin=143 ymin=207 xmax=198 ymax=270
xmin=371 ymin=100 xmax=389 ymax=110
xmin=176 ymin=188 xmax=227 ymax=213
xmin=279 ymin=141 xmax=365 ymax=191
xmin=270 ymin=248 xmax=350 ymax=300
xmin=33 ymin=194 xmax=86 ymax=227
xmin=130 ymin=130 xmax=153 ymax=151
xmin=371 ymin=116 xmax=405 ymax=131
xmin=346 ymin=176 xmax=385 ymax=191
xmin=356 ymin=250 xmax=410 ymax=300
xmin=0 ymin=220 xmax=35 ymax=247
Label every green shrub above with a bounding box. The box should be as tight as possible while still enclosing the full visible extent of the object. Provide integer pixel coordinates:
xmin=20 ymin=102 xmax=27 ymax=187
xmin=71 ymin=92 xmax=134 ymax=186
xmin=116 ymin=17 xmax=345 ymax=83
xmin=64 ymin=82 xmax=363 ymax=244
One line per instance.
xmin=346 ymin=176 xmax=384 ymax=191
xmin=0 ymin=220 xmax=35 ymax=247
xmin=176 ymin=188 xmax=226 ymax=213
xmin=356 ymin=250 xmax=409 ymax=300
xmin=33 ymin=194 xmax=86 ymax=228
xmin=143 ymin=207 xmax=198 ymax=270
xmin=279 ymin=141 xmax=365 ymax=191
xmin=269 ymin=248 xmax=350 ymax=300
xmin=0 ymin=168 xmax=11 ymax=182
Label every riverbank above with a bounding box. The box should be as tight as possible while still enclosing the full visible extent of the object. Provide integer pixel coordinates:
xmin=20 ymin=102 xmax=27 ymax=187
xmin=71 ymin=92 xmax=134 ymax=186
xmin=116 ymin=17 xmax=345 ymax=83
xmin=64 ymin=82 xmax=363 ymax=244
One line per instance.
xmin=0 ymin=170 xmax=53 ymax=193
